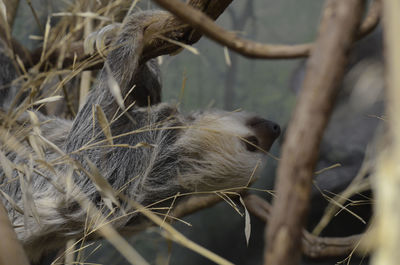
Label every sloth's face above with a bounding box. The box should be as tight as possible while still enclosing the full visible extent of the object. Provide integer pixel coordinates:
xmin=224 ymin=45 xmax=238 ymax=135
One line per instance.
xmin=184 ymin=111 xmax=280 ymax=153
xmin=173 ymin=110 xmax=280 ymax=191
xmin=115 ymin=105 xmax=280 ymax=200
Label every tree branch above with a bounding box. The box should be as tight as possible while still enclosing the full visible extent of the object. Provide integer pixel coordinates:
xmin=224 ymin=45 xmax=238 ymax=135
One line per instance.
xmin=152 ymin=0 xmax=310 ymax=59
xmin=153 ymin=0 xmax=381 ymax=59
xmin=125 ymin=193 xmax=364 ymax=259
xmin=30 ymin=0 xmax=380 ymax=70
xmin=264 ymin=1 xmax=366 ymax=264
xmin=30 ymin=0 xmax=233 ymax=69
xmin=244 ymin=194 xmax=363 ymax=259
xmin=142 ymin=0 xmax=233 ymax=62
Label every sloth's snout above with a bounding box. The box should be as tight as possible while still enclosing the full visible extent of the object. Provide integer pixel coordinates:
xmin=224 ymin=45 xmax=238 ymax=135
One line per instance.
xmin=246 ymin=117 xmax=281 ymax=151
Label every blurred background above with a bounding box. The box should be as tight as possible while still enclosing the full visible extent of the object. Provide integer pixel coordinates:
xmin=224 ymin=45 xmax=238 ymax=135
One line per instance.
xmin=11 ymin=0 xmax=383 ymax=264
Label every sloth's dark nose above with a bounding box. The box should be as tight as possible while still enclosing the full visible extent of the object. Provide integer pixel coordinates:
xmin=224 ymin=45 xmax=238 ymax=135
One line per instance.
xmin=246 ymin=117 xmax=281 ymax=151
xmin=267 ymin=121 xmax=281 ymax=139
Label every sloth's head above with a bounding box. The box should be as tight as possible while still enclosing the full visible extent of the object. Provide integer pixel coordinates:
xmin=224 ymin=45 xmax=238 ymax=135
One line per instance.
xmin=113 ymin=104 xmax=280 ymax=203
xmin=174 ymin=110 xmax=281 ymax=191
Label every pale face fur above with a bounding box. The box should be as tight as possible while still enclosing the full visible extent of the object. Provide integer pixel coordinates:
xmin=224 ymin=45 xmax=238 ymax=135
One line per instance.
xmin=177 ymin=111 xmax=267 ymax=191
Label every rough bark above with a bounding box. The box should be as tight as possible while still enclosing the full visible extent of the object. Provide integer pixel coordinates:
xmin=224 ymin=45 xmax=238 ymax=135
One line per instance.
xmin=264 ymin=1 xmax=366 ymax=264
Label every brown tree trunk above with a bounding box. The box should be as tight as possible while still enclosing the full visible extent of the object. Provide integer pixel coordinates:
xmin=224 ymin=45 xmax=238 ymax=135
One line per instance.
xmin=264 ymin=1 xmax=366 ymax=264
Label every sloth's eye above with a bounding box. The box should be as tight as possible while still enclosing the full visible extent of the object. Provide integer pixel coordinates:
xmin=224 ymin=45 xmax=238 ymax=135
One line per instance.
xmin=244 ymin=136 xmax=259 ymax=152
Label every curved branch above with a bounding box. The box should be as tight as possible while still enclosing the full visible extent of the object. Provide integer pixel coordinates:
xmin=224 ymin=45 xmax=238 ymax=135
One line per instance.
xmin=29 ymin=0 xmax=233 ymax=69
xmin=30 ymin=0 xmax=380 ymax=69
xmin=153 ymin=0 xmax=381 ymax=59
xmin=124 ymin=193 xmax=364 ymax=259
xmin=141 ymin=0 xmax=233 ymax=62
xmin=244 ymin=194 xmax=363 ymax=259
xmin=152 ymin=0 xmax=311 ymax=59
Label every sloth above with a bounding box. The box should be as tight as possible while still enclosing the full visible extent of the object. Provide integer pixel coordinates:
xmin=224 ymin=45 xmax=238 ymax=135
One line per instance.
xmin=0 ymin=10 xmax=280 ymax=261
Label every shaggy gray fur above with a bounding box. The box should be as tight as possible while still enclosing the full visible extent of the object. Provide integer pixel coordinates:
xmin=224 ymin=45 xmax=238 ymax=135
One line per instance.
xmin=0 ymin=11 xmax=280 ymax=261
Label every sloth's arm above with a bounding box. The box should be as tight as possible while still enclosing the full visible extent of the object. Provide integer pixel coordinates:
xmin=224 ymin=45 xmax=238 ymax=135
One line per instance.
xmin=65 ymin=11 xmax=165 ymax=150
xmin=102 ymin=11 xmax=164 ymax=110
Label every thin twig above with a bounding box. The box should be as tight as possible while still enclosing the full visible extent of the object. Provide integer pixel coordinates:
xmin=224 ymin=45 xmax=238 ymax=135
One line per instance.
xmin=26 ymin=0 xmax=44 ymax=34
